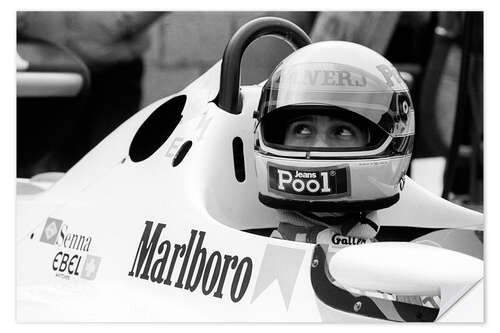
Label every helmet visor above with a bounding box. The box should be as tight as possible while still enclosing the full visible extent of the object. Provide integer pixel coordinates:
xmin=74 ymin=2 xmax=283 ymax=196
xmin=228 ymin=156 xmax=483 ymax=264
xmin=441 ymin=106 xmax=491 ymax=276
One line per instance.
xmin=258 ymin=62 xmax=414 ymax=138
xmin=262 ymin=106 xmax=387 ymax=151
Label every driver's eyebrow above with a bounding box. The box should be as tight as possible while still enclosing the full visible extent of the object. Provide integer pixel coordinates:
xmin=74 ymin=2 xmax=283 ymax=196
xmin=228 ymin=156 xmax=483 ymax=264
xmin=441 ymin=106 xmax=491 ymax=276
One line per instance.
xmin=287 ymin=115 xmax=314 ymax=124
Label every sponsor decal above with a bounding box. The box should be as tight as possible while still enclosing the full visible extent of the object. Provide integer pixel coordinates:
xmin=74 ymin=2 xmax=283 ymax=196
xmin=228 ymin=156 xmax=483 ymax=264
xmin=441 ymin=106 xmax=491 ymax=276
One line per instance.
xmin=40 ymin=217 xmax=101 ymax=281
xmin=268 ymin=164 xmax=350 ymax=198
xmin=80 ymin=255 xmax=101 ymax=280
xmin=400 ymin=98 xmax=410 ymax=115
xmin=195 ymin=110 xmax=213 ymax=141
xmin=165 ymin=137 xmax=184 ymax=158
xmin=376 ymin=64 xmax=404 ymax=87
xmin=396 ymin=93 xmax=411 ymax=124
xmin=128 ymin=221 xmax=253 ymax=303
xmin=39 ymin=218 xmax=62 ymax=244
xmin=287 ymin=69 xmax=368 ymax=87
xmin=251 ymin=244 xmax=305 ymax=309
xmin=331 ymin=233 xmax=367 ymax=246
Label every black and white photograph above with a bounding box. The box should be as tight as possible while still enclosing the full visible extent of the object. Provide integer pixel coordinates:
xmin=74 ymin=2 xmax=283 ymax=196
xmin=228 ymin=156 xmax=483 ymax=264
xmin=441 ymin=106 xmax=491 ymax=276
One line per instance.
xmin=12 ymin=9 xmax=485 ymax=324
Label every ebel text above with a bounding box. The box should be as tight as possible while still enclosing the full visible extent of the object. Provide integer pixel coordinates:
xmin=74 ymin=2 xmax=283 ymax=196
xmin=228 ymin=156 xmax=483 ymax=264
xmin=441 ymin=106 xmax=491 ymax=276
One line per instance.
xmin=40 ymin=217 xmax=101 ymax=280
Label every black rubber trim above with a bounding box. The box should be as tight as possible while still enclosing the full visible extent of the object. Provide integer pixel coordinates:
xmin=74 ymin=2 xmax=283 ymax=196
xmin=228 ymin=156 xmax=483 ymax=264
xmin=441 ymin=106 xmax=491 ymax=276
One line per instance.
xmin=310 ymin=245 xmax=439 ymax=322
xmin=172 ymin=140 xmax=192 ymax=167
xmin=258 ymin=193 xmax=400 ymax=212
xmin=243 ymin=228 xmax=275 ymax=237
xmin=376 ymin=226 xmax=443 ymax=242
xmin=232 ymin=137 xmax=246 ymax=182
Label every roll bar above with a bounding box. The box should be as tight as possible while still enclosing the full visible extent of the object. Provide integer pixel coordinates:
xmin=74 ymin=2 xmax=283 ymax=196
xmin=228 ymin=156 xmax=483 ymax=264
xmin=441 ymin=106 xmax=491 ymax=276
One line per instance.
xmin=216 ymin=17 xmax=311 ymax=114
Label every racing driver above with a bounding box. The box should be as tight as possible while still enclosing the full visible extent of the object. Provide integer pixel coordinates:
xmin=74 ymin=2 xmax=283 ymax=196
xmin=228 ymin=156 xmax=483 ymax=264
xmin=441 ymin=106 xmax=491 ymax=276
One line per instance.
xmin=254 ymin=41 xmax=414 ymax=247
xmin=252 ymin=41 xmax=437 ymax=307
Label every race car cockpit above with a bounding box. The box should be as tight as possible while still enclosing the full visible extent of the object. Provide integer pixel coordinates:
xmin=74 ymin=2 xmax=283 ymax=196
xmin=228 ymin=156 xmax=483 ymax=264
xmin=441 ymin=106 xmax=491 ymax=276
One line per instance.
xmin=16 ymin=17 xmax=483 ymax=323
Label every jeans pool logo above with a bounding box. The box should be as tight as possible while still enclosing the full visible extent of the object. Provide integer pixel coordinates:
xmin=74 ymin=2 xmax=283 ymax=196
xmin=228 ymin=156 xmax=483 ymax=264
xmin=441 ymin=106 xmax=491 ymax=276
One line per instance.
xmin=268 ymin=163 xmax=350 ymax=199
xmin=39 ymin=217 xmax=102 ymax=281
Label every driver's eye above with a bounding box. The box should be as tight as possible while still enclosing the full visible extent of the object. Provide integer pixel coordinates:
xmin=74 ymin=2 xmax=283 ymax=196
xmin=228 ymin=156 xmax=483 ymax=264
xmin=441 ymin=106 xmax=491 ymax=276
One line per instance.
xmin=293 ymin=124 xmax=313 ymax=137
xmin=332 ymin=126 xmax=355 ymax=139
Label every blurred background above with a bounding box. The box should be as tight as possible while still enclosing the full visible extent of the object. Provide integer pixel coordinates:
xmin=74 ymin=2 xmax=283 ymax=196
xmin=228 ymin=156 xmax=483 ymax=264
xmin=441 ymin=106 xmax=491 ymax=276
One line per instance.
xmin=16 ymin=11 xmax=483 ymax=211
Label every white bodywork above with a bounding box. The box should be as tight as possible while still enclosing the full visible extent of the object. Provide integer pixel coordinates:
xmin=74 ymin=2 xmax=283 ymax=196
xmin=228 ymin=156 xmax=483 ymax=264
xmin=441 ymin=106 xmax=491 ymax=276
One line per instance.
xmin=16 ymin=61 xmax=483 ymax=322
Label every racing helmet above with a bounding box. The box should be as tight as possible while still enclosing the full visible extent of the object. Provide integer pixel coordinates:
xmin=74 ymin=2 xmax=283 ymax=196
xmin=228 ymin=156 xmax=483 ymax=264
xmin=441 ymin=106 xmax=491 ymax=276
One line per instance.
xmin=254 ymin=41 xmax=415 ymax=212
